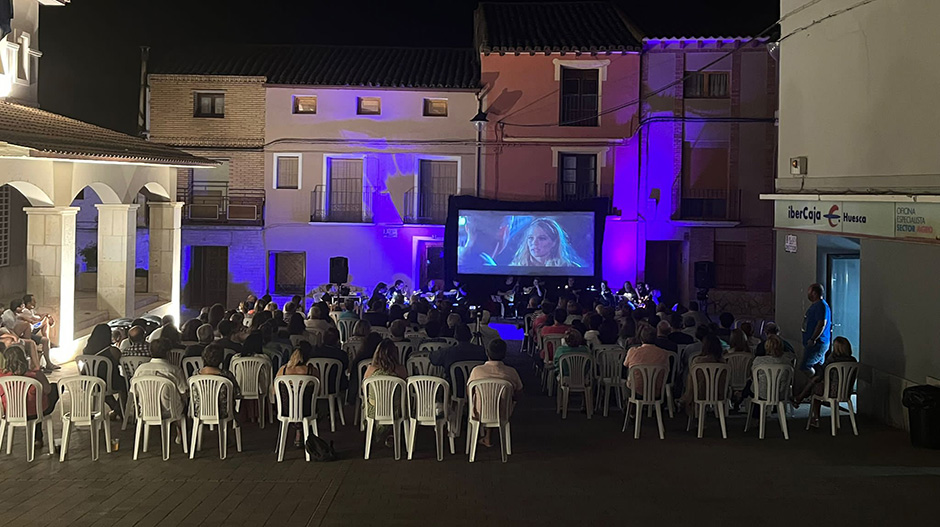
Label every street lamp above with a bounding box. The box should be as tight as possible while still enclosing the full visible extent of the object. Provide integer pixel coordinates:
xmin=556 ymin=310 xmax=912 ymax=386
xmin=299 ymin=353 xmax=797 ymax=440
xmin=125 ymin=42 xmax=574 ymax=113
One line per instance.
xmin=470 ymin=99 xmax=488 ymax=195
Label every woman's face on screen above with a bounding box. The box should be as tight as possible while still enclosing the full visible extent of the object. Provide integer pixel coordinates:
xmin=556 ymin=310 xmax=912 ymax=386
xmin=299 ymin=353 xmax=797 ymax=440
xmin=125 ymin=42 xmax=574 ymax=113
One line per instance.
xmin=527 ymin=225 xmax=556 ymax=260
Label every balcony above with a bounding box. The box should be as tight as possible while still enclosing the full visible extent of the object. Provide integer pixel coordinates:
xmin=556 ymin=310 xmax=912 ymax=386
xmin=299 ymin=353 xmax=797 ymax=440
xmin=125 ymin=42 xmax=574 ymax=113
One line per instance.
xmin=677 ymin=188 xmax=741 ymax=222
xmin=403 ymin=188 xmax=449 ymax=224
xmin=179 ymin=182 xmax=264 ymax=226
xmin=544 ymin=182 xmax=612 ymax=202
xmin=310 ymin=184 xmax=374 ymax=223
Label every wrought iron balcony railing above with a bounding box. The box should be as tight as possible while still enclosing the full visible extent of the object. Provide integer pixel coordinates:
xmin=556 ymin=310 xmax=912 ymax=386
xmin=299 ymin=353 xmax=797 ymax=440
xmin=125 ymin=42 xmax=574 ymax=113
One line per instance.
xmin=179 ymin=182 xmax=264 ymax=226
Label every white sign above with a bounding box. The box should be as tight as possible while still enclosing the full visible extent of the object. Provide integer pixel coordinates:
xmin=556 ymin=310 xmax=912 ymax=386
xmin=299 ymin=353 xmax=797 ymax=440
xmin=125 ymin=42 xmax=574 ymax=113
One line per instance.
xmin=785 ymin=234 xmax=798 ymax=253
xmin=895 ymin=204 xmax=940 ymax=241
xmin=774 ymin=200 xmax=894 ymax=237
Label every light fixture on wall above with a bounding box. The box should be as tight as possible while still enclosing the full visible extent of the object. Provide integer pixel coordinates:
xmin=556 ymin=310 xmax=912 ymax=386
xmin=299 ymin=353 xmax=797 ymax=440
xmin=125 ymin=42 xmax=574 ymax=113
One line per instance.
xmin=767 ymin=41 xmax=780 ymax=61
xmin=470 ymin=97 xmax=488 ymax=196
xmin=470 ymin=99 xmax=488 ymax=131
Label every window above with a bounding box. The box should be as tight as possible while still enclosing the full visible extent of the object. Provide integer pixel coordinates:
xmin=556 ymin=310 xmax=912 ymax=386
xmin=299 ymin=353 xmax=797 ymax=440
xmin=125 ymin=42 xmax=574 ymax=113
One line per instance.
xmin=684 ymin=72 xmax=730 ymax=99
xmin=714 ymin=242 xmax=746 ymax=290
xmin=327 ymin=158 xmax=365 ymax=221
xmin=423 ymin=98 xmax=448 ymax=117
xmin=194 ymin=92 xmax=225 ymax=117
xmin=416 ymin=160 xmax=457 ymax=223
xmin=275 ymin=155 xmax=301 ymax=189
xmin=0 ymin=186 xmax=9 ymax=267
xmin=271 ymin=252 xmax=306 ymax=295
xmin=557 ymin=153 xmax=597 ymax=200
xmin=560 ymin=67 xmax=599 ymax=126
xmin=16 ymin=33 xmax=29 ymax=83
xmin=357 ymin=97 xmax=381 ymax=115
xmin=292 ymin=95 xmax=317 ymax=114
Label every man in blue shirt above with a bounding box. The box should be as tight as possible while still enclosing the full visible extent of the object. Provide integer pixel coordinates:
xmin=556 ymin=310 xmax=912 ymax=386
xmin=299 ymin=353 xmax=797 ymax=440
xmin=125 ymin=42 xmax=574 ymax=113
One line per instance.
xmin=801 ymin=283 xmax=831 ymax=374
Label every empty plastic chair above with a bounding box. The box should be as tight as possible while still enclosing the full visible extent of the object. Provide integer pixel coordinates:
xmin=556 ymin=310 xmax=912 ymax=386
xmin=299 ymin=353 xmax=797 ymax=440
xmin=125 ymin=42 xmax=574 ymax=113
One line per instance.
xmin=362 ymin=376 xmax=408 ymax=460
xmin=746 ymin=363 xmax=793 ymax=439
xmin=274 ymin=375 xmax=320 ymax=462
xmin=725 ymin=352 xmax=754 ymax=393
xmin=687 ymin=363 xmax=731 ymax=439
xmin=556 ymin=352 xmax=594 ymax=419
xmin=540 ymin=334 xmax=564 ymax=396
xmin=622 ymin=364 xmax=667 ymax=439
xmin=0 ymin=376 xmax=55 ymax=461
xmin=231 ymin=355 xmax=273 ymax=428
xmin=663 ymin=350 xmax=679 ymax=418
xmin=182 ymin=356 xmax=204 ymax=379
xmin=58 ymin=376 xmax=112 ymax=462
xmin=188 ymin=375 xmax=242 ymax=459
xmin=129 ymin=375 xmax=188 ymax=461
xmin=393 ymin=341 xmax=414 ymax=365
xmin=405 ymin=353 xmax=433 ymax=377
xmin=466 ymin=379 xmax=514 ymax=463
xmin=406 ymin=376 xmax=455 ymax=461
xmin=308 ymin=357 xmax=346 ymax=432
xmin=594 ymin=348 xmax=627 ymax=417
xmin=355 ymin=359 xmax=373 ymax=431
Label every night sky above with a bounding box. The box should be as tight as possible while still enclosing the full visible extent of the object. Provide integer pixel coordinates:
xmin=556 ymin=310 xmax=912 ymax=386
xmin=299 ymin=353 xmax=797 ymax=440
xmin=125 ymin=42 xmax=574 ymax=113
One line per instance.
xmin=38 ymin=0 xmax=778 ymax=136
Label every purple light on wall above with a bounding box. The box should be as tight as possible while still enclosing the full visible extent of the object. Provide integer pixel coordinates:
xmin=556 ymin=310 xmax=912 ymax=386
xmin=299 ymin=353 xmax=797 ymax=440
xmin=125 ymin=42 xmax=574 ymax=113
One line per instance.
xmin=601 ymin=217 xmax=638 ymax=287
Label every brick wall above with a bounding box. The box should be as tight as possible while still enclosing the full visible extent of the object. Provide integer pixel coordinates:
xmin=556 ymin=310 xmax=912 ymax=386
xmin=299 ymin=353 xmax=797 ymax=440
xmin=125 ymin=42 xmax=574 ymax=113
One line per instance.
xmin=148 ymin=74 xmax=266 ymax=149
xmin=173 ymin=149 xmax=264 ymax=192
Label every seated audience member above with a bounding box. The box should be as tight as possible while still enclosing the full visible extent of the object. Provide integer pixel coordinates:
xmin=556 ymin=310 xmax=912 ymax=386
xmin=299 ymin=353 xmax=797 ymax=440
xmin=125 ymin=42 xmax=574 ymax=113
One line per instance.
xmin=755 ymin=322 xmax=795 ymax=358
xmin=564 ymin=302 xmax=583 ymax=325
xmin=339 ymin=299 xmax=359 ymax=320
xmin=429 ymin=324 xmax=486 ymax=382
xmin=363 ymin=339 xmax=409 ymax=447
xmin=468 ymin=339 xmax=523 ymax=447
xmin=740 ymin=321 xmax=762 ymax=350
xmin=120 ymin=325 xmax=151 ymax=357
xmin=287 ymin=312 xmax=306 ymax=338
xmin=792 ymin=336 xmax=857 ymax=427
xmin=133 ymin=338 xmax=188 ymax=439
xmin=362 ymin=298 xmax=389 ymax=328
xmin=112 ymin=327 xmax=127 ymax=347
xmin=541 ymin=308 xmax=571 ymax=337
xmin=680 ymin=334 xmax=727 ymax=412
xmin=523 ymin=296 xmax=540 ymax=316
xmin=623 ymin=325 xmax=671 ymax=394
xmin=0 ymin=317 xmax=42 ymax=369
xmin=82 ymin=323 xmax=127 ymax=415
xmin=683 ymin=301 xmax=710 ymax=328
xmin=476 ymin=310 xmax=500 ymax=347
xmin=389 ymin=319 xmax=409 ymax=342
xmin=654 ymin=320 xmax=679 ymax=352
xmin=388 ymin=304 xmax=405 ymax=324
xmin=728 ymin=329 xmax=752 ymax=354
xmin=583 ymin=313 xmax=603 ymax=348
xmin=675 ymin=324 xmax=712 ymax=397
xmin=667 ymin=314 xmax=695 ymax=345
xmin=217 ymin=320 xmax=245 ymax=352
xmin=597 ymin=319 xmax=620 ymax=346
xmin=618 ymin=318 xmax=638 ymax=349
xmin=192 ymin=343 xmax=241 ymax=420
xmin=275 ymin=344 xmax=320 ymax=447
xmin=184 ymin=324 xmax=215 ymax=358
xmin=750 ymin=335 xmax=793 ymax=403
xmin=237 ymin=331 xmax=264 ymax=357
xmin=716 ymin=312 xmax=735 ymax=340
xmin=147 ymin=315 xmax=179 ymax=344
xmin=442 ymin=313 xmax=462 ymax=338
xmin=305 ymin=305 xmax=335 ymax=332
xmin=207 ymin=303 xmax=226 ymax=329
xmin=180 ymin=318 xmax=201 ymax=343
xmin=421 ymin=320 xmax=449 ymax=344
xmin=0 ymin=345 xmax=59 ymax=447
xmin=311 ymin=327 xmax=349 ymax=391
xmin=553 ymin=328 xmax=590 ymax=371
xmin=532 ymin=301 xmax=556 ymax=333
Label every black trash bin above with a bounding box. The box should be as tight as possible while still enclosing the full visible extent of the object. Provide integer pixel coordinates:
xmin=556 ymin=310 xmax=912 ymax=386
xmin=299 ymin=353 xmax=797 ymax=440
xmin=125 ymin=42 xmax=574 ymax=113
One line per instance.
xmin=902 ymin=385 xmax=940 ymax=449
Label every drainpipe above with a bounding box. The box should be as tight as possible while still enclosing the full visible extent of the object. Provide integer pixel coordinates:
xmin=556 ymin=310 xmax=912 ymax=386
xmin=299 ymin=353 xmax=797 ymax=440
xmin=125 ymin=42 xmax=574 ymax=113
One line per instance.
xmin=138 ymin=46 xmax=150 ymax=139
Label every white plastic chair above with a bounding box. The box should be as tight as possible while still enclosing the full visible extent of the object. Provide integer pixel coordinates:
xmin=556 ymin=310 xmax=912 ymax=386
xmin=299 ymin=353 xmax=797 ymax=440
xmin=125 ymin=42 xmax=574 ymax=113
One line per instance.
xmin=725 ymin=352 xmax=754 ymax=393
xmin=663 ymin=350 xmax=679 ymax=418
xmin=231 ymin=355 xmax=272 ymax=428
xmin=355 ymin=358 xmax=373 ymax=431
xmin=329 ymin=311 xmax=341 ymax=324
xmin=442 ymin=337 xmax=457 ymax=346
xmin=418 ymin=341 xmax=449 ymax=354
xmin=188 ymin=375 xmax=242 ymax=459
xmin=274 ymin=375 xmax=320 ymax=462
xmin=308 ymin=357 xmax=346 ymax=432
xmin=393 ymin=341 xmax=414 ymax=365
xmin=807 ymin=362 xmax=859 ymax=436
xmin=540 ymin=334 xmax=564 ymax=396
xmin=373 ymin=326 xmax=391 ymax=338
xmin=342 ymin=341 xmax=363 ymax=364
xmin=337 ymin=319 xmax=357 ymax=344
xmin=687 ymin=363 xmax=731 ymax=439
xmin=406 ymin=376 xmax=455 ymax=461
xmin=304 ymin=329 xmax=324 ymax=347
xmin=405 ymin=352 xmax=434 ymax=377
xmin=76 ymin=354 xmax=123 ymax=420
xmin=119 ymin=356 xmax=151 ymax=431
xmin=362 ymin=376 xmax=409 ymax=460
xmin=746 ymin=364 xmax=793 ymax=439
xmin=0 ymin=376 xmax=55 ymax=461
xmin=129 ymin=375 xmax=188 ymax=461
xmin=522 ymin=314 xmax=535 ymax=356
xmin=182 ymin=356 xmax=204 ymax=378
xmin=556 ymin=352 xmax=594 ymax=419
xmin=168 ymin=348 xmax=185 ymax=368
xmin=622 ymin=364 xmax=667 ymax=439
xmin=449 ymin=360 xmax=485 ymax=438
xmin=466 ymin=379 xmax=514 ymax=463
xmin=594 ymin=348 xmax=627 ymax=417
xmin=58 ymin=376 xmax=112 ymax=462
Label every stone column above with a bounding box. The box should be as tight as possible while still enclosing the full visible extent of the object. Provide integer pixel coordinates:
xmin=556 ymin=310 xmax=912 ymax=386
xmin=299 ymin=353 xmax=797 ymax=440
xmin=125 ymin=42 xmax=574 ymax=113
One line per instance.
xmin=149 ymin=202 xmax=183 ymax=321
xmin=25 ymin=206 xmax=79 ymax=350
xmin=95 ymin=204 xmax=139 ymax=318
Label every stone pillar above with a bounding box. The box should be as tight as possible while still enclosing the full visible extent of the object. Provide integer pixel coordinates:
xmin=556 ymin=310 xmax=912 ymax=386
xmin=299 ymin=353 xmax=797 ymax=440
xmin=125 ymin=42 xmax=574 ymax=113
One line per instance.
xmin=25 ymin=206 xmax=79 ymax=350
xmin=95 ymin=204 xmax=138 ymax=318
xmin=149 ymin=202 xmax=183 ymax=322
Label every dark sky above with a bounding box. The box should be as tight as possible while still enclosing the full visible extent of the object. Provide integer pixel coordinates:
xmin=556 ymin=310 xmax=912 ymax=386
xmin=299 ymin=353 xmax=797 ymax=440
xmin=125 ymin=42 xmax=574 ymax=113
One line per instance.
xmin=38 ymin=0 xmax=778 ymax=136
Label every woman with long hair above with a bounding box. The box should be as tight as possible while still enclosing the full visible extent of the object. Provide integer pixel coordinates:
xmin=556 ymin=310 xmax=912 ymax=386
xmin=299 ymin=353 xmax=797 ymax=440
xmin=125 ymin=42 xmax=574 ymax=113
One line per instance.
xmin=81 ymin=323 xmax=127 ymax=415
xmin=363 ymin=338 xmax=407 ymax=447
xmin=510 ymin=217 xmax=584 ymax=268
xmin=275 ymin=343 xmax=320 ymax=447
xmin=0 ymin=346 xmax=59 ymax=448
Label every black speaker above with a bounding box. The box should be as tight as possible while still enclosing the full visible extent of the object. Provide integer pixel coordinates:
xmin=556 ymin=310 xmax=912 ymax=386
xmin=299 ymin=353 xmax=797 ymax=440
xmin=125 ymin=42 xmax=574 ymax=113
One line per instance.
xmin=329 ymin=256 xmax=349 ymax=284
xmin=694 ymin=261 xmax=715 ymax=289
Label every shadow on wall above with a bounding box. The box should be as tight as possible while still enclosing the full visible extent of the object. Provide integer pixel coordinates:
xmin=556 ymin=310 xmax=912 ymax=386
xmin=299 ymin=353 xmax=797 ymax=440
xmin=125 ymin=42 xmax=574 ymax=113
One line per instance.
xmin=857 ymin=296 xmax=907 ymax=428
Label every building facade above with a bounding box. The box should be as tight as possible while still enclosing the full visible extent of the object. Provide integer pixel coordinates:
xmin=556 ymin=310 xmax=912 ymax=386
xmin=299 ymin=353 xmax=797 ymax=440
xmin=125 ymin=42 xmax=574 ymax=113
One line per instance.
xmin=767 ymin=0 xmax=940 ymax=427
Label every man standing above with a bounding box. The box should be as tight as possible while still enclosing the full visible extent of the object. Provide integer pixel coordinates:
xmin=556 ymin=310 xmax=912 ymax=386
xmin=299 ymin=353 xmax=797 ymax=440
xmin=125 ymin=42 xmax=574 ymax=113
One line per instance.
xmin=801 ymin=283 xmax=831 ymax=374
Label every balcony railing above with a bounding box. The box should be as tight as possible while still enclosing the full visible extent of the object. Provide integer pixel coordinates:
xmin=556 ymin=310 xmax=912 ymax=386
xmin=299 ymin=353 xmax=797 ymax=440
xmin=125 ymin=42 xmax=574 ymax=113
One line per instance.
xmin=310 ymin=184 xmax=374 ymax=223
xmin=403 ymin=188 xmax=449 ymax=224
xmin=179 ymin=182 xmax=264 ymax=226
xmin=677 ymin=188 xmax=741 ymax=222
xmin=544 ymin=182 xmax=613 ymax=201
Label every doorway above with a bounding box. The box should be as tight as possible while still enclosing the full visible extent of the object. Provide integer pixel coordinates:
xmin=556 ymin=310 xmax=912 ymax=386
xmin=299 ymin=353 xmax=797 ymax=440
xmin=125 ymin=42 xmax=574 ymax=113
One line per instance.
xmin=828 ymin=254 xmax=860 ymax=359
xmin=188 ymin=246 xmax=228 ymax=309
xmin=645 ymin=241 xmax=682 ymax=305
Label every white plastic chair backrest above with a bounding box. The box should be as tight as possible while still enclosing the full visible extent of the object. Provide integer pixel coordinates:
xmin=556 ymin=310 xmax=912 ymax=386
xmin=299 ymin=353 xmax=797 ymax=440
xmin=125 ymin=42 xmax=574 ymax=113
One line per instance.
xmin=542 ymin=334 xmax=564 ymax=363
xmin=406 ymin=353 xmax=433 ymax=377
xmin=677 ymin=344 xmax=689 ymax=357
xmin=188 ymin=374 xmax=234 ymax=422
xmin=180 ymin=340 xmax=198 ymax=348
xmin=419 ymin=341 xmax=448 ymax=354
xmin=442 ymin=337 xmax=457 ymax=346
xmin=119 ymin=356 xmax=151 ymax=380
xmin=130 ymin=375 xmax=182 ymax=421
xmin=343 ymin=341 xmax=363 ymax=363
xmin=664 ymin=350 xmax=679 ymax=384
xmin=59 ymin=375 xmax=106 ymax=424
xmin=0 ymin=376 xmax=44 ymax=423
xmin=627 ymin=364 xmax=667 ymax=402
xmin=168 ymin=348 xmax=184 ymax=368
xmin=274 ymin=375 xmax=320 ymax=421
xmin=358 ymin=358 xmax=373 ymax=388
xmin=231 ymin=356 xmax=272 ymax=398
xmin=337 ymin=319 xmax=356 ymax=343
xmin=307 ymin=357 xmax=343 ymax=395
xmin=751 ymin=363 xmax=793 ymax=404
xmin=407 ymin=376 xmax=450 ymax=422
xmin=182 ymin=357 xmax=204 ymax=378
xmin=363 ymin=376 xmax=406 ymax=421
xmin=468 ymin=379 xmax=513 ymax=425
xmin=558 ymin=352 xmax=593 ymax=389
xmin=524 ymin=313 xmax=534 ymax=333
xmin=450 ymin=361 xmax=484 ymax=399
xmin=289 ymin=334 xmax=307 ymax=348
xmin=690 ymin=363 xmax=731 ymax=403
xmin=329 ymin=311 xmax=341 ymax=324
xmin=725 ymin=352 xmax=754 ymax=389
xmin=823 ymin=362 xmax=858 ymax=402
xmin=373 ymin=326 xmax=391 ymax=337
xmin=596 ymin=349 xmax=627 ymax=380
xmin=76 ymin=354 xmax=113 ymax=390
xmin=393 ymin=341 xmax=414 ymax=365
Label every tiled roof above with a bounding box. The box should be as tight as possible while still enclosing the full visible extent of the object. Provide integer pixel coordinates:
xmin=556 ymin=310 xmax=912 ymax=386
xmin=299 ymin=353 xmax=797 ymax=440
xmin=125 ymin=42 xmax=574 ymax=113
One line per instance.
xmin=149 ymin=45 xmax=480 ymax=89
xmin=626 ymin=3 xmax=780 ymax=40
xmin=475 ymin=2 xmax=643 ymax=53
xmin=0 ymin=101 xmax=213 ymax=166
